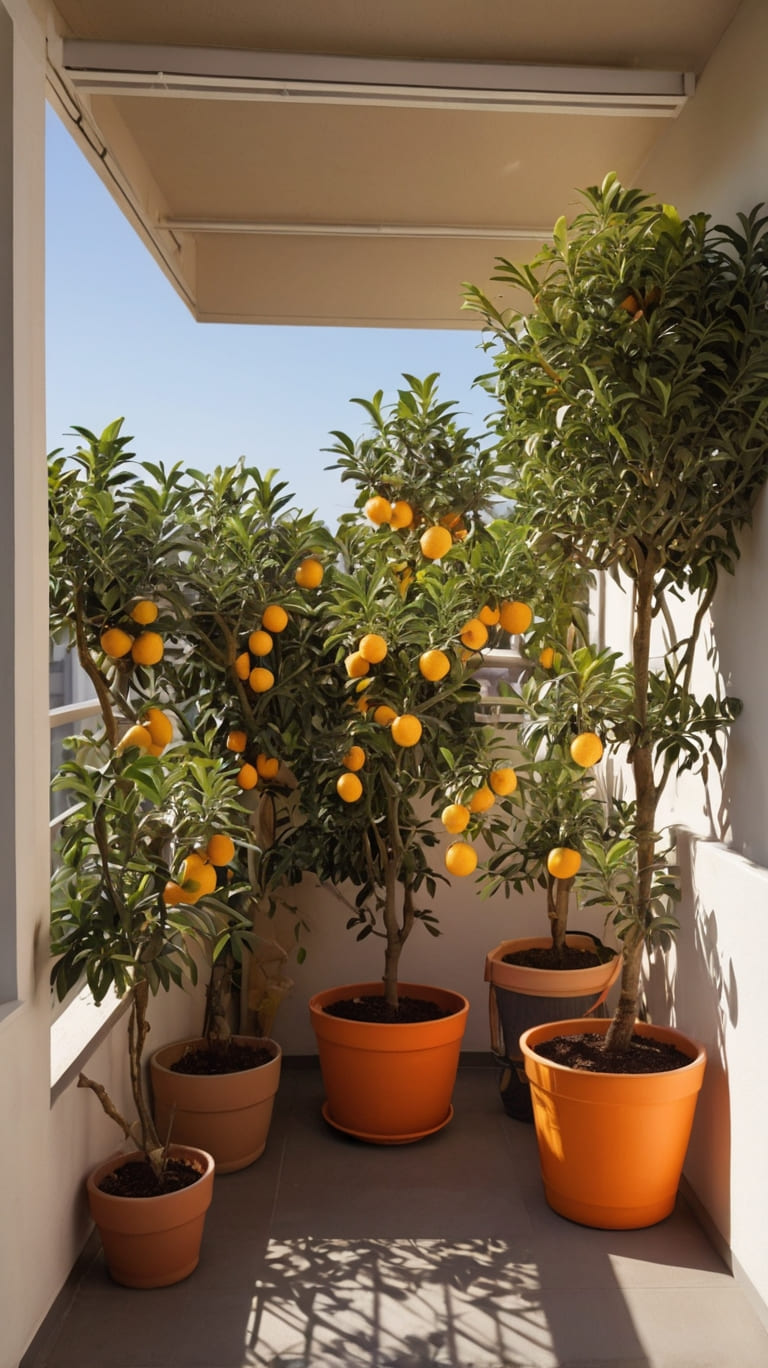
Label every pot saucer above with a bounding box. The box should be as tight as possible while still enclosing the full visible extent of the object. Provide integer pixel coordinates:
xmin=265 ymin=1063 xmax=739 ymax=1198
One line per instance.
xmin=320 ymin=1101 xmax=454 ymax=1145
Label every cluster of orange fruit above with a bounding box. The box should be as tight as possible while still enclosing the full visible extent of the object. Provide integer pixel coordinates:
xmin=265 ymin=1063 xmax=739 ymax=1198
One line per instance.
xmin=162 ymin=833 xmax=236 ymax=906
xmin=225 ymin=730 xmax=281 ymax=791
xmin=115 ymin=707 xmax=174 ymax=757
xmin=544 ymin=730 xmax=606 ymax=882
xmin=99 ymin=599 xmax=165 ymax=667
xmin=232 ymin=602 xmax=291 ymax=697
xmin=363 ymin=494 xmax=469 ymax=562
xmin=440 ymin=765 xmax=519 ymax=878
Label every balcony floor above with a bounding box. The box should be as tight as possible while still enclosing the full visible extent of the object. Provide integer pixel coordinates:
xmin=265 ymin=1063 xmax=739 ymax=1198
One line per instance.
xmin=24 ymin=1064 xmax=768 ymax=1368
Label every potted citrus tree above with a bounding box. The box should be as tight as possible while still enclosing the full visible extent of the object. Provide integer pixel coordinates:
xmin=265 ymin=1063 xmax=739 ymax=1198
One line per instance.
xmin=467 ymin=174 xmax=768 ymax=1225
xmin=286 ymin=374 xmax=550 ymax=1142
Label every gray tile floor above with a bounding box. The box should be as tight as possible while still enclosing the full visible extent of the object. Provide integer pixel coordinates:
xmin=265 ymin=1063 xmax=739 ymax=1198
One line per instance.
xmin=23 ymin=1065 xmax=768 ymax=1368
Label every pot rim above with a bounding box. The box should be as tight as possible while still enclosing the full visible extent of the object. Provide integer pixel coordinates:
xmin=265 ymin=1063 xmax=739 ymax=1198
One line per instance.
xmin=86 ymin=1145 xmax=215 ymax=1204
xmin=519 ymin=1016 xmax=706 ymax=1078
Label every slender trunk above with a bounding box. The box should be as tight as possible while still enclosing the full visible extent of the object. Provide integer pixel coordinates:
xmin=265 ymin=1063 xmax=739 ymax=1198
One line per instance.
xmin=204 ymin=956 xmax=233 ymax=1051
xmin=381 ymin=788 xmax=403 ymax=1010
xmin=129 ymin=979 xmax=161 ymax=1157
xmin=548 ymin=876 xmax=572 ymax=958
xmin=74 ymin=587 xmax=118 ymax=747
xmin=606 ymin=552 xmax=658 ymax=1052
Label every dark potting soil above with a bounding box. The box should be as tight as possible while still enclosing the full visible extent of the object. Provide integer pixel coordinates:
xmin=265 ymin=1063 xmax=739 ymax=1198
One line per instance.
xmin=170 ymin=1043 xmax=274 ymax=1075
xmin=323 ymin=994 xmax=450 ymax=1024
xmin=503 ymin=945 xmax=611 ymax=971
xmin=98 ymin=1158 xmax=202 ymax=1198
xmin=533 ymin=1031 xmax=693 ymax=1075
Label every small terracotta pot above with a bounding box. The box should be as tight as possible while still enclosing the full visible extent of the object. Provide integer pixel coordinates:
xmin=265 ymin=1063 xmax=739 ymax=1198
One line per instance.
xmin=86 ymin=1144 xmax=214 ymax=1288
xmin=520 ymin=1017 xmax=706 ymax=1229
xmin=150 ymin=1035 xmax=281 ymax=1173
xmin=309 ymin=981 xmax=469 ymax=1144
xmin=485 ymin=935 xmax=620 ymax=1121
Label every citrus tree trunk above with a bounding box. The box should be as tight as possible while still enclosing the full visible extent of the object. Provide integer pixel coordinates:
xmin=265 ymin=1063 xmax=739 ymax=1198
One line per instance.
xmin=547 ymin=874 xmax=573 ymax=959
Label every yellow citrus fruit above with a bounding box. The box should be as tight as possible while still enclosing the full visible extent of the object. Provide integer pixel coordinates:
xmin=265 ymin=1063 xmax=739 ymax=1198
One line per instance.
xmin=391 ymin=713 xmax=422 ymax=747
xmin=389 ymin=500 xmax=414 ymax=529
xmin=180 ymin=853 xmax=217 ymax=900
xmin=364 ymin=495 xmax=393 ymax=525
xmin=235 ymin=652 xmax=251 ymax=680
xmin=419 ymin=649 xmax=451 ymax=682
xmin=295 ymin=557 xmax=324 ymax=588
xmin=131 ymin=631 xmax=164 ymax=667
xmin=261 ymin=604 xmax=288 ymax=633
xmin=373 ymin=704 xmax=397 ymax=726
xmin=130 ymin=599 xmax=159 ymax=625
xmin=249 ymin=666 xmax=275 ymax=692
xmin=256 ymin=753 xmax=280 ymax=780
xmin=227 ymin=729 xmax=247 ymax=753
xmin=570 ymin=732 xmax=604 ymax=767
xmin=248 ymin=629 xmax=273 ymax=657
xmin=342 ymin=745 xmax=366 ymax=772
xmin=359 ymin=633 xmax=388 ymax=664
xmin=478 ymin=604 xmax=500 ymax=626
xmin=116 ymin=724 xmax=152 ymax=754
xmin=499 ymin=600 xmax=533 ymax=635
xmin=144 ymin=707 xmax=173 ymax=748
xmin=539 ymin=646 xmax=555 ymax=669
xmin=468 ymin=785 xmax=494 ymax=813
xmin=336 ymin=771 xmax=363 ymax=803
xmin=445 ymin=840 xmax=478 ymax=876
xmin=100 ymin=626 xmax=133 ymax=659
xmin=441 ymin=802 xmax=470 ymax=834
xmin=237 ymin=763 xmax=258 ymax=790
xmin=163 ymin=881 xmax=184 ymax=906
xmin=547 ymin=847 xmax=582 ymax=880
xmin=460 ymin=618 xmax=489 ymax=652
xmin=206 ymin=833 xmax=236 ymax=866
xmin=345 ymin=651 xmax=370 ymax=679
xmin=419 ymin=525 xmax=453 ymax=560
xmin=489 ymin=766 xmax=518 ymax=796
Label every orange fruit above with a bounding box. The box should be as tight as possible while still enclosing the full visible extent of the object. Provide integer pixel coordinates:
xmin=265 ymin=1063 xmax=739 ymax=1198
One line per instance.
xmin=163 ymin=881 xmax=185 ymax=906
xmin=445 ymin=840 xmax=478 ymax=876
xmin=261 ymin=604 xmax=289 ymax=633
xmin=419 ymin=649 xmax=450 ymax=682
xmin=539 ymin=646 xmax=555 ymax=669
xmin=131 ymin=631 xmax=164 ymax=666
xmin=148 ymin=744 xmax=164 ymax=757
xmin=130 ymin=599 xmax=159 ymax=625
xmin=468 ymin=785 xmax=494 ymax=813
xmin=100 ymin=626 xmax=133 ymax=659
xmin=249 ymin=666 xmax=275 ymax=693
xmin=336 ymin=772 xmax=363 ymax=803
xmin=345 ymin=651 xmax=370 ymax=679
xmin=256 ymin=753 xmax=280 ymax=780
xmin=248 ymin=629 xmax=273 ymax=657
xmin=489 ymin=766 xmax=518 ymax=796
xmin=180 ymin=853 xmax=217 ymax=900
xmin=342 ymin=745 xmax=366 ymax=772
xmin=227 ymin=729 xmax=247 ymax=753
xmin=236 ymin=763 xmax=258 ymax=790
xmin=460 ymin=618 xmax=489 ymax=652
xmin=389 ymin=500 xmax=414 ymax=529
xmin=419 ymin=525 xmax=453 ymax=560
xmin=499 ymin=600 xmax=533 ymax=635
xmin=358 ymin=633 xmax=388 ymax=664
xmin=547 ymin=847 xmax=582 ymax=880
xmin=206 ymin=833 xmax=236 ymax=866
xmin=116 ymin=724 xmax=152 ymax=754
xmin=364 ymin=495 xmax=393 ymax=525
xmin=373 ymin=704 xmax=397 ymax=726
xmin=570 ymin=732 xmax=604 ymax=767
xmin=235 ymin=651 xmax=251 ymax=680
xmin=441 ymin=802 xmax=470 ymax=834
xmin=391 ymin=713 xmax=422 ymax=747
xmin=144 ymin=707 xmax=173 ymax=748
xmin=295 ymin=557 xmax=323 ymax=588
xmin=355 ymin=697 xmax=370 ymax=714
xmin=478 ymin=604 xmax=500 ymax=626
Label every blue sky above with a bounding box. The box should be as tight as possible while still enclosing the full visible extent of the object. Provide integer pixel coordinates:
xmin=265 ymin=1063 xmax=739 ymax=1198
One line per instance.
xmin=45 ymin=107 xmax=496 ymax=526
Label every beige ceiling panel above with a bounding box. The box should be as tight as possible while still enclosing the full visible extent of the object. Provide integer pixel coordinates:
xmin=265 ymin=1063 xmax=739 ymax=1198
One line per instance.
xmin=193 ymin=232 xmax=530 ymax=328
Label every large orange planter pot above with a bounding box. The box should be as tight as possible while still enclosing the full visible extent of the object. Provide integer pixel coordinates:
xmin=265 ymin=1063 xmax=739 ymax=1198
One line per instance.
xmin=151 ymin=1035 xmax=281 ymax=1173
xmin=86 ymin=1144 xmax=214 ymax=1288
xmin=520 ymin=1017 xmax=706 ymax=1229
xmin=309 ymin=981 xmax=469 ymax=1143
xmin=485 ymin=934 xmax=620 ymax=1120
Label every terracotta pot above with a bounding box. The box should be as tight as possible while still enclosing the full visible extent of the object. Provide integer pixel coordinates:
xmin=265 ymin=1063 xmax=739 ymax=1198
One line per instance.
xmin=86 ymin=1145 xmax=214 ymax=1288
xmin=484 ymin=935 xmax=620 ymax=1121
xmin=309 ymin=981 xmax=469 ymax=1144
xmin=520 ymin=1017 xmax=706 ymax=1229
xmin=150 ymin=1035 xmax=281 ymax=1173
